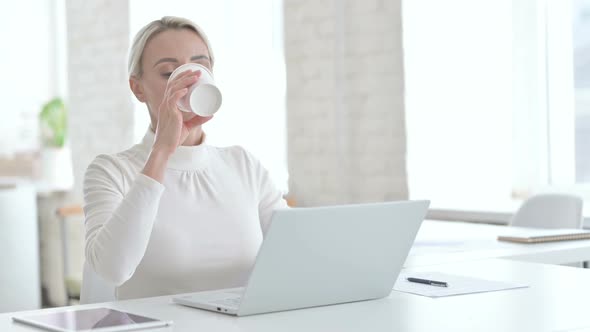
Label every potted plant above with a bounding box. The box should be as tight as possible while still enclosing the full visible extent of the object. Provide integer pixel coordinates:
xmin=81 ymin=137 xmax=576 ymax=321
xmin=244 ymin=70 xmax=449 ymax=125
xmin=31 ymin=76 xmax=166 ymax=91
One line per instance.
xmin=38 ymin=97 xmax=73 ymax=193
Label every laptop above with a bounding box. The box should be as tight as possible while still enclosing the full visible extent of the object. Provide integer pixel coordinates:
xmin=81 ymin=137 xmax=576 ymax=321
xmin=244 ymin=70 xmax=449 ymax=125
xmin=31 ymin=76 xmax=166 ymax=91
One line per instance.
xmin=173 ymin=200 xmax=430 ymax=316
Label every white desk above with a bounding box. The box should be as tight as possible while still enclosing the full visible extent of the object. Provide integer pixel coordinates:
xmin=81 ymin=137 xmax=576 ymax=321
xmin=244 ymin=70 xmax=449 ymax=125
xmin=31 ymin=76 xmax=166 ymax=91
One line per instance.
xmin=406 ymin=220 xmax=590 ymax=267
xmin=5 ymin=220 xmax=590 ymax=331
xmin=3 ymin=259 xmax=590 ymax=332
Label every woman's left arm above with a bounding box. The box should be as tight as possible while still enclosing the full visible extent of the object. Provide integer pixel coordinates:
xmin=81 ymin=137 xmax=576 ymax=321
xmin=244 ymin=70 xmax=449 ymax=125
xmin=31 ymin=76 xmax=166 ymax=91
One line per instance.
xmin=254 ymin=160 xmax=288 ymax=236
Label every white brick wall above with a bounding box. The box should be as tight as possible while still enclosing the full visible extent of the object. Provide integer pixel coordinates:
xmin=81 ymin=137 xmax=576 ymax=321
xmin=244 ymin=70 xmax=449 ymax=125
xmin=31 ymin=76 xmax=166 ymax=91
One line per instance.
xmin=66 ymin=0 xmax=133 ymax=199
xmin=284 ymin=0 xmax=408 ymax=206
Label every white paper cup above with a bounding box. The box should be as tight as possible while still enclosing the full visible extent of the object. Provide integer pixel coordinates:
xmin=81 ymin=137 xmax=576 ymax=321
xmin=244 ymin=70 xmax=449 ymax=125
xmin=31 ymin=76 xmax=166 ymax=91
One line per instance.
xmin=168 ymin=63 xmax=222 ymax=117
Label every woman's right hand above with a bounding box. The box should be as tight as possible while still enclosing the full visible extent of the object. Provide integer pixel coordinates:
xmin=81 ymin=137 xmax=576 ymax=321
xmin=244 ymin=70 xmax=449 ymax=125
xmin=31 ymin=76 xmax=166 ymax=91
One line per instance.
xmin=152 ymin=69 xmax=201 ymax=156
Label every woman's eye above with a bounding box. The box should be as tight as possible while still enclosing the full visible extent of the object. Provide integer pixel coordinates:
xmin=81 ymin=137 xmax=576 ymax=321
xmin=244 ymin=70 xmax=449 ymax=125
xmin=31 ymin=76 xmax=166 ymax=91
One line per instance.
xmin=161 ymin=72 xmax=172 ymax=78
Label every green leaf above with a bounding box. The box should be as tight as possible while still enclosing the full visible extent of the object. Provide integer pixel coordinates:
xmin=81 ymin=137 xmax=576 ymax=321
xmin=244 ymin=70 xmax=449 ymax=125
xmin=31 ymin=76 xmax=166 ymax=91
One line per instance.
xmin=40 ymin=97 xmax=67 ymax=148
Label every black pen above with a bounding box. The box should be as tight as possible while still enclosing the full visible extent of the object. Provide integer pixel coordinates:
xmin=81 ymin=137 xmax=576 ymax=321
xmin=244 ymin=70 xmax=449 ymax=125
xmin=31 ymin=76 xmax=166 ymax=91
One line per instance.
xmin=407 ymin=277 xmax=448 ymax=287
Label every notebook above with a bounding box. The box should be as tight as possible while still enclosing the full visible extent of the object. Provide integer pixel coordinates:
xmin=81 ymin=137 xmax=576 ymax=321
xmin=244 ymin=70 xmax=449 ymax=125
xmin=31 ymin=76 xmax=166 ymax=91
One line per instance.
xmin=498 ymin=228 xmax=590 ymax=244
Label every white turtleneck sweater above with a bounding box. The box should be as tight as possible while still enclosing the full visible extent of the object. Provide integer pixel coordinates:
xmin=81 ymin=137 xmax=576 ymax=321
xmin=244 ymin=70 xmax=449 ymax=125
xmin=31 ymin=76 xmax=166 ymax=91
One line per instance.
xmin=82 ymin=129 xmax=288 ymax=300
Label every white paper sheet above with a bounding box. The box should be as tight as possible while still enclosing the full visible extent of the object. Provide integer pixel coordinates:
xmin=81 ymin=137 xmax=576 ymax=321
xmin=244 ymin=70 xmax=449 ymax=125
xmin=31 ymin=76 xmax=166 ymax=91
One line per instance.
xmin=394 ymin=272 xmax=528 ymax=298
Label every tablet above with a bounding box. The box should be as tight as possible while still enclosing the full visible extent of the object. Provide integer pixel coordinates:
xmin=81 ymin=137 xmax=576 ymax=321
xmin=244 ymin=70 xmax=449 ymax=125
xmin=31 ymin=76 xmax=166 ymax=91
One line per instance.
xmin=12 ymin=307 xmax=171 ymax=332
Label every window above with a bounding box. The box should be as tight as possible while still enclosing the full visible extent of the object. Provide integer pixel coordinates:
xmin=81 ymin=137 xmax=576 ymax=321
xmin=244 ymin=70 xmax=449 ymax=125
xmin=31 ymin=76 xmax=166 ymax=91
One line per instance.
xmin=404 ymin=0 xmax=590 ymax=217
xmin=573 ymin=0 xmax=590 ymax=183
xmin=540 ymin=0 xmax=590 ymax=206
xmin=403 ymin=0 xmax=514 ymax=211
xmin=0 ymin=0 xmax=66 ymax=156
xmin=129 ymin=0 xmax=288 ymax=192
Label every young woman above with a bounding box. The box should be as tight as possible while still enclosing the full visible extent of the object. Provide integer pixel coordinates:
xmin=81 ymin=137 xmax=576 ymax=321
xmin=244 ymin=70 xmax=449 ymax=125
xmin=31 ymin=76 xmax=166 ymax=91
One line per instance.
xmin=83 ymin=16 xmax=287 ymax=300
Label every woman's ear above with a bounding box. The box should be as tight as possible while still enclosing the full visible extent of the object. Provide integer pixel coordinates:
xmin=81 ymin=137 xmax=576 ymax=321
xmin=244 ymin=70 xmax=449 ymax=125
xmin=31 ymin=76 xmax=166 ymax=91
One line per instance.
xmin=129 ymin=76 xmax=146 ymax=103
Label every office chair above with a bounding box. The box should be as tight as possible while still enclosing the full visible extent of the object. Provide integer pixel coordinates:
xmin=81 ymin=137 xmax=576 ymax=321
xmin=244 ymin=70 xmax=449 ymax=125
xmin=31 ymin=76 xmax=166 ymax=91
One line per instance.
xmin=510 ymin=193 xmax=583 ymax=229
xmin=57 ymin=205 xmax=116 ymax=304
xmin=510 ymin=193 xmax=585 ymax=267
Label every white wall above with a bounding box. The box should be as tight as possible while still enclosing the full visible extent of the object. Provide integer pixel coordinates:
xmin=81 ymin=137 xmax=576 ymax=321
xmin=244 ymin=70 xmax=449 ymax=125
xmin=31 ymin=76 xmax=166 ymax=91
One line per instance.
xmin=66 ymin=0 xmax=134 ymax=199
xmin=284 ymin=0 xmax=409 ymax=206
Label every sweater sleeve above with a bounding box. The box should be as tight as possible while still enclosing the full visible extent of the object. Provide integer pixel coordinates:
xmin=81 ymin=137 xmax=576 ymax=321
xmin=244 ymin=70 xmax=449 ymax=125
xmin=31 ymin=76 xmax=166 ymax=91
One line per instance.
xmin=82 ymin=155 xmax=165 ymax=286
xmin=258 ymin=168 xmax=288 ymax=235
xmin=240 ymin=151 xmax=288 ymax=235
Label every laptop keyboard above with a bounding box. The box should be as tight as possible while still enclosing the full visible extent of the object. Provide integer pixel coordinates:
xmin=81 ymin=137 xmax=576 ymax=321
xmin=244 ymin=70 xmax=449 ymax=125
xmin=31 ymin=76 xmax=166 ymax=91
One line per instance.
xmin=209 ymin=296 xmax=242 ymax=308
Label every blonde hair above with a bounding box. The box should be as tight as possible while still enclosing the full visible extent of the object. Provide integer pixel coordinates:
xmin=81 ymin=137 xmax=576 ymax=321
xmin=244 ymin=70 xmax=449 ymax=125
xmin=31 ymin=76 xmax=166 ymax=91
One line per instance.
xmin=128 ymin=16 xmax=215 ymax=77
